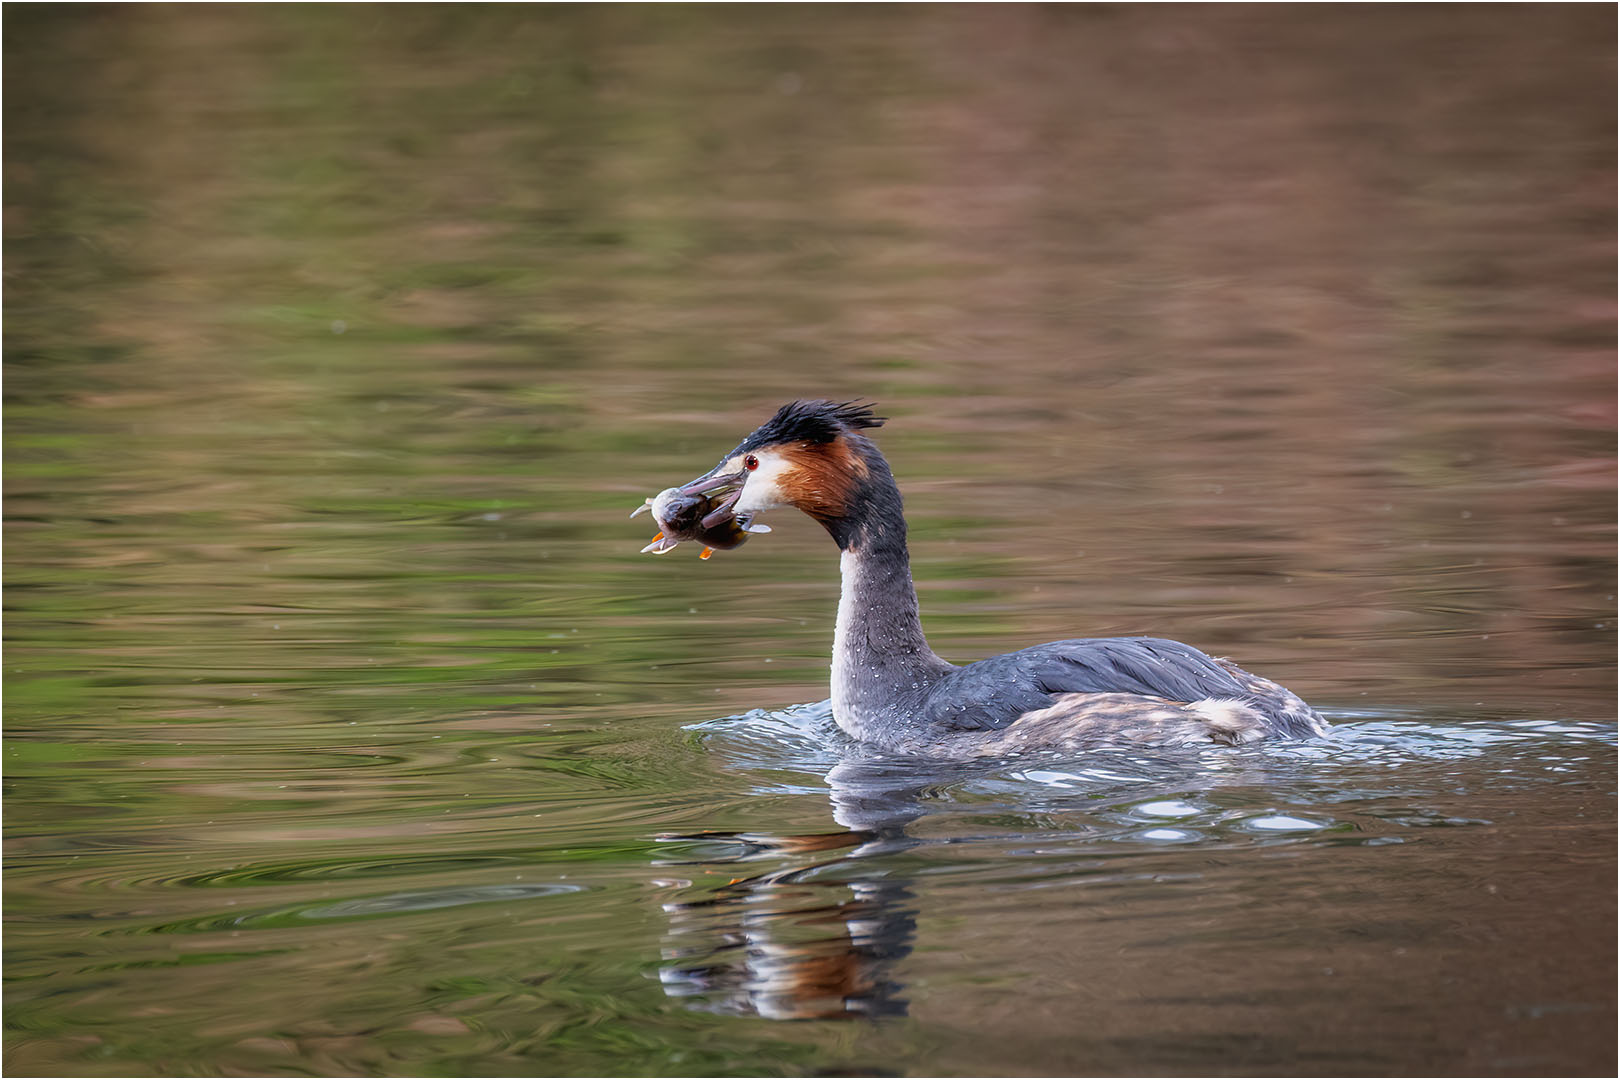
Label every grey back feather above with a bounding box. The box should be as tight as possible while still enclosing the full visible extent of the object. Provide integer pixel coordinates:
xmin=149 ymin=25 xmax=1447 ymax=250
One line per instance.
xmin=918 ymin=636 xmax=1317 ymax=736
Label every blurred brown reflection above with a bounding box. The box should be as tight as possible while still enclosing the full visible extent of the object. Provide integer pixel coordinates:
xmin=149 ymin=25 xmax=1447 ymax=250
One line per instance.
xmin=650 ymin=754 xmax=1044 ymax=1021
xmin=653 ymin=752 xmax=974 ymax=1020
xmin=655 ymin=830 xmax=915 ymax=1021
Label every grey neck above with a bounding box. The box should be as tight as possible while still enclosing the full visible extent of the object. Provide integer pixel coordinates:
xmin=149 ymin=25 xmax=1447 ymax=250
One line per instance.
xmin=828 ymin=493 xmax=952 ymax=742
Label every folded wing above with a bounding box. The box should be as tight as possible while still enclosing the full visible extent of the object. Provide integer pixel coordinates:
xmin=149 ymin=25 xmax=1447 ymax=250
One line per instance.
xmin=918 ymin=636 xmax=1323 ymax=738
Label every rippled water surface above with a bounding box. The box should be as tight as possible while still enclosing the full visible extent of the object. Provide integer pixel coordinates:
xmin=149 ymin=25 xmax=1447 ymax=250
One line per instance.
xmin=6 ymin=6 xmax=1615 ymax=1077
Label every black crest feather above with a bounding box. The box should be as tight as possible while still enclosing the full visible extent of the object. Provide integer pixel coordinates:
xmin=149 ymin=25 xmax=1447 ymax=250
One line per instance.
xmin=737 ymin=400 xmax=885 ymax=452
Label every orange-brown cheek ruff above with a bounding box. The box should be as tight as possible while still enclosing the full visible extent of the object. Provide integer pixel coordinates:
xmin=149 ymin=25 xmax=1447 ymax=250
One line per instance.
xmin=774 ymin=439 xmax=866 ymax=526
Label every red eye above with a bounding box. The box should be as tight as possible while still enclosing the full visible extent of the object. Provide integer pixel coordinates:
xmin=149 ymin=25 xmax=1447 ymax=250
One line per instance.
xmin=744 ymin=454 xmax=760 ymax=471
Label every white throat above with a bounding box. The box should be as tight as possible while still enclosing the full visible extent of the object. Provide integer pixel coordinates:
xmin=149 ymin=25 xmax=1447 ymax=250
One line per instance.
xmin=830 ymin=548 xmax=866 ymax=739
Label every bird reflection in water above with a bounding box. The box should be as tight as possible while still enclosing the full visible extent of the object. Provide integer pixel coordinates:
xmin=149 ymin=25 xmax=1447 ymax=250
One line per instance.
xmin=652 ymin=758 xmax=958 ymax=1021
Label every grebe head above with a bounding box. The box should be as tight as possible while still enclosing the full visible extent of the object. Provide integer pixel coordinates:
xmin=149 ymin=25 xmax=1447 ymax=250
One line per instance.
xmin=641 ymin=400 xmax=891 ymax=555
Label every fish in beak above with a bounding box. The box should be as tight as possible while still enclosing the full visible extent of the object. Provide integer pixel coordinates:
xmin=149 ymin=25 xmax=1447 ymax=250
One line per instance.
xmin=631 ymin=468 xmax=770 ymax=560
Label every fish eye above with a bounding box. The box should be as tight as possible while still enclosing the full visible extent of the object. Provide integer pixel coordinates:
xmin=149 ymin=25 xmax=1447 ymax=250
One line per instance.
xmin=744 ymin=455 xmax=759 ymax=471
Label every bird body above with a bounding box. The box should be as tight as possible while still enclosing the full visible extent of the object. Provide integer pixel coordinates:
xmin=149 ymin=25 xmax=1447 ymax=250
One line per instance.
xmin=640 ymin=400 xmax=1327 ymax=753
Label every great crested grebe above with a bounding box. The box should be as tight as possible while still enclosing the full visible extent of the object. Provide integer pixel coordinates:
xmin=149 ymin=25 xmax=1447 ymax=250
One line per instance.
xmin=638 ymin=400 xmax=1327 ymax=755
